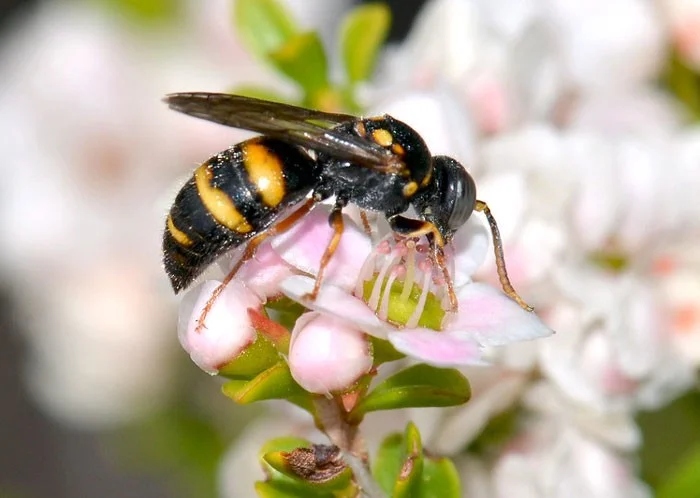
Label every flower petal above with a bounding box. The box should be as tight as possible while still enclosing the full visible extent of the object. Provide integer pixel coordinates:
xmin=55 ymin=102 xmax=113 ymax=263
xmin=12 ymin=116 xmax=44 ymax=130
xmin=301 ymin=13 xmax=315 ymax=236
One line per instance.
xmin=450 ymin=215 xmax=490 ymax=287
xmin=450 ymin=282 xmax=553 ymax=346
xmin=387 ymin=328 xmax=484 ymax=367
xmin=178 ymin=280 xmax=261 ymax=374
xmin=272 ymin=206 xmax=372 ymax=290
xmin=279 ymin=275 xmax=391 ymax=339
xmin=288 ymin=312 xmax=373 ymax=394
xmin=229 ymin=241 xmax=295 ymax=300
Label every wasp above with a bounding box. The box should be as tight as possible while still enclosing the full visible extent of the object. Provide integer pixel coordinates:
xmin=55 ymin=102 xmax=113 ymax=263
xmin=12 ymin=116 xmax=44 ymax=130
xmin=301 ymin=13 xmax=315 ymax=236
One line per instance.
xmin=163 ymin=93 xmax=532 ymax=327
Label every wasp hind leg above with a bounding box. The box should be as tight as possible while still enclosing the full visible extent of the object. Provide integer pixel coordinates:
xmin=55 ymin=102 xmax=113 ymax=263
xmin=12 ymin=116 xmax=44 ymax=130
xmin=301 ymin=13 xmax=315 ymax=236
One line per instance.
xmin=387 ymin=215 xmax=458 ymax=312
xmin=302 ymin=198 xmax=348 ymax=302
xmin=195 ymin=198 xmax=317 ymax=332
xmin=475 ymin=200 xmax=534 ymax=312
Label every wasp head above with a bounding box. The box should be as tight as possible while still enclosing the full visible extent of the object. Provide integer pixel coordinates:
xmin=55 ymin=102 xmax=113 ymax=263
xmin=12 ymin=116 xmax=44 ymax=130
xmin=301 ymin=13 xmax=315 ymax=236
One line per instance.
xmin=412 ymin=155 xmax=477 ymax=243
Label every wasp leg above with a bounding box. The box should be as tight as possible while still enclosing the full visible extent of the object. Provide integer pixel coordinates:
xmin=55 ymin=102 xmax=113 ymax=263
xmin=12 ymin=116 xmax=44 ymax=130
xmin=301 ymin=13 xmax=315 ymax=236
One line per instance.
xmin=196 ymin=198 xmax=317 ymax=332
xmin=359 ymin=210 xmax=373 ymax=237
xmin=475 ymin=200 xmax=534 ymax=312
xmin=387 ymin=215 xmax=457 ymax=312
xmin=303 ymin=199 xmax=347 ymax=302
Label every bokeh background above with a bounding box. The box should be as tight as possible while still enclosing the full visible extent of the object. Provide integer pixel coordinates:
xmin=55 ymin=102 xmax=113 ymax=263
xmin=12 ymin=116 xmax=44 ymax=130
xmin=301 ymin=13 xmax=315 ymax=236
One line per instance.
xmin=0 ymin=0 xmax=700 ymax=498
xmin=0 ymin=1 xmax=417 ymax=496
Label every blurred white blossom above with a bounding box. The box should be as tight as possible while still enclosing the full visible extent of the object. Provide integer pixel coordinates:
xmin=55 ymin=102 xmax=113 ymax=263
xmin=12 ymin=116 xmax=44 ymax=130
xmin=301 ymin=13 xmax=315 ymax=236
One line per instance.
xmin=365 ymin=0 xmax=700 ymax=494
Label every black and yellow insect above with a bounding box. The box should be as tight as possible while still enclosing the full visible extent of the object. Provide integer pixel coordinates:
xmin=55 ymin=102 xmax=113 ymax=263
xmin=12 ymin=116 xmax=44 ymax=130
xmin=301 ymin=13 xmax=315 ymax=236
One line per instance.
xmin=163 ymin=93 xmax=532 ymax=320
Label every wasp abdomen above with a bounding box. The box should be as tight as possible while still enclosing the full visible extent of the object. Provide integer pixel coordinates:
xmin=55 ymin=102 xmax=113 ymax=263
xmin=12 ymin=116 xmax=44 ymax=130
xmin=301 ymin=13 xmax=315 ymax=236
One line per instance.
xmin=163 ymin=137 xmax=319 ymax=292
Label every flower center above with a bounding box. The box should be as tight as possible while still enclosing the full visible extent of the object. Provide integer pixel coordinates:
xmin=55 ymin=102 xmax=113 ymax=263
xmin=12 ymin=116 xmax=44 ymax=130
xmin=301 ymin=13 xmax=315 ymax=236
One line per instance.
xmin=354 ymin=236 xmax=450 ymax=330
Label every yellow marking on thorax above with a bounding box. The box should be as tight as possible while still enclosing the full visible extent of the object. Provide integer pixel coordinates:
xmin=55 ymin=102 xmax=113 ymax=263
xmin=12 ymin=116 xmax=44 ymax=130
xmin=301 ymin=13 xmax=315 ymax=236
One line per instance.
xmin=242 ymin=142 xmax=286 ymax=208
xmin=420 ymin=164 xmax=433 ymax=188
xmin=392 ymin=143 xmax=405 ymax=156
xmin=195 ymin=163 xmax=253 ymax=233
xmin=372 ymin=128 xmax=394 ymax=147
xmin=402 ymin=181 xmax=418 ymax=197
xmin=167 ymin=215 xmax=193 ymax=246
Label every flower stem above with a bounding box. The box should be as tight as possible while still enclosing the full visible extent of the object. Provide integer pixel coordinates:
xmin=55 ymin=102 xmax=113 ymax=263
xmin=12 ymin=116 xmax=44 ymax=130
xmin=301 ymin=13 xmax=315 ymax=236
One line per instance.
xmin=312 ymin=396 xmax=386 ymax=498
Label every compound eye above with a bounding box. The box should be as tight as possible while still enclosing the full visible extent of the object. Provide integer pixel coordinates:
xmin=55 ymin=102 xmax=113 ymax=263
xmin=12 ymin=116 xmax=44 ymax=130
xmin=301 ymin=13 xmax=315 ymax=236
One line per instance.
xmin=432 ymin=156 xmax=477 ymax=232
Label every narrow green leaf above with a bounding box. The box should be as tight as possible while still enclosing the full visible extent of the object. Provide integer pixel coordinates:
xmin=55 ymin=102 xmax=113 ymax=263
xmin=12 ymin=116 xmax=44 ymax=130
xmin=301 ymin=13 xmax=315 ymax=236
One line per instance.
xmin=260 ymin=437 xmax=312 ymax=457
xmin=373 ymin=433 xmax=405 ymax=495
xmin=222 ymin=362 xmax=306 ymax=404
xmin=417 ymin=455 xmax=461 ymax=498
xmin=268 ymin=32 xmax=330 ymax=96
xmin=259 ymin=437 xmax=312 ymax=485
xmin=255 ymin=480 xmax=333 ymax=498
xmin=340 ymin=3 xmax=391 ymax=84
xmin=351 ymin=364 xmax=471 ymax=419
xmin=263 ymin=448 xmax=354 ymax=491
xmin=234 ymin=0 xmax=299 ymax=59
xmin=394 ymin=423 xmax=424 ymax=498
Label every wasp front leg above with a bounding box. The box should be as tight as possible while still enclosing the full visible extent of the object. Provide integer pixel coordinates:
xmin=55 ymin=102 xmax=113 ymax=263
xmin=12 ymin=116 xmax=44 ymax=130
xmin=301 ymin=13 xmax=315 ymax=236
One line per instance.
xmin=387 ymin=214 xmax=458 ymax=312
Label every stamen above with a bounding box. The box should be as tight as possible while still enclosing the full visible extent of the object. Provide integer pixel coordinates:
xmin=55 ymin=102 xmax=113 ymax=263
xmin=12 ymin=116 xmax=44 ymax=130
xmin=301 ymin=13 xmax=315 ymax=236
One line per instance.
xmin=406 ymin=262 xmax=433 ymax=328
xmin=400 ymin=240 xmax=417 ymax=301
xmin=368 ymin=254 xmax=398 ymax=311
xmin=394 ymin=239 xmax=408 ymax=257
xmin=355 ymin=251 xmax=378 ymax=298
xmin=379 ymin=267 xmax=402 ymax=321
xmin=376 ymin=239 xmax=392 ymax=254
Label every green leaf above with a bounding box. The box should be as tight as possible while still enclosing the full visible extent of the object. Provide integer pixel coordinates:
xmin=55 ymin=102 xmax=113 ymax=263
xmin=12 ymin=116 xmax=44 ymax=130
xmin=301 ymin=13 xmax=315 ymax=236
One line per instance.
xmin=373 ymin=433 xmax=406 ymax=495
xmin=394 ymin=423 xmax=424 ymax=498
xmin=374 ymin=423 xmax=460 ymax=498
xmin=340 ymin=3 xmax=391 ymax=84
xmin=418 ymin=455 xmax=461 ymax=498
xmin=255 ymin=480 xmax=333 ymax=498
xmin=256 ymin=441 xmax=356 ymax=497
xmin=90 ymin=0 xmax=178 ymax=24
xmin=350 ymin=364 xmax=471 ymax=420
xmin=222 ymin=361 xmax=306 ymax=404
xmin=268 ymin=32 xmax=330 ymax=96
xmin=234 ymin=0 xmax=299 ymax=59
xmin=370 ymin=336 xmax=405 ymax=366
xmin=661 ymin=50 xmax=700 ymax=122
xmin=263 ymin=447 xmax=354 ymax=491
xmin=657 ymin=444 xmax=700 ymax=498
xmin=218 ymin=333 xmax=279 ymax=380
xmin=265 ymin=297 xmax=308 ymax=332
xmin=259 ymin=437 xmax=312 ymax=484
xmin=260 ymin=437 xmax=313 ymax=460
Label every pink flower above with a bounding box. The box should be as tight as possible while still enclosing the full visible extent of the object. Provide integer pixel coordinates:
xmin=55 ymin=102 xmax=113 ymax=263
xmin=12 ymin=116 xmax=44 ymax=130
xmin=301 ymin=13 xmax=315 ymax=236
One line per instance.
xmin=178 ymin=279 xmax=263 ymax=374
xmin=288 ymin=312 xmax=373 ymax=394
xmin=274 ymin=205 xmax=553 ymax=367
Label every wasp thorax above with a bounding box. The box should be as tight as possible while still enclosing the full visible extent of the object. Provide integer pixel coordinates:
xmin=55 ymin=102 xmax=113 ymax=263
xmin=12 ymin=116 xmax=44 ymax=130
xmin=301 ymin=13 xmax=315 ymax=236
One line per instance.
xmin=354 ymin=236 xmax=453 ymax=330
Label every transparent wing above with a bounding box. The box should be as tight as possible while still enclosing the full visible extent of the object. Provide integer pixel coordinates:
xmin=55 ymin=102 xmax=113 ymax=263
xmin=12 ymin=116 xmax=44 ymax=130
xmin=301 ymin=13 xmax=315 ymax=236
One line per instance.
xmin=164 ymin=92 xmax=401 ymax=170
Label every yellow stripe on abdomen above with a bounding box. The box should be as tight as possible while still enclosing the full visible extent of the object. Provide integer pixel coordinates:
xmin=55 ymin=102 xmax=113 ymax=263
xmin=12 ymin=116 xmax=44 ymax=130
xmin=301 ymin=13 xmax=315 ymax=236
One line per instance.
xmin=166 ymin=215 xmax=193 ymax=246
xmin=194 ymin=163 xmax=253 ymax=234
xmin=242 ymin=142 xmax=286 ymax=208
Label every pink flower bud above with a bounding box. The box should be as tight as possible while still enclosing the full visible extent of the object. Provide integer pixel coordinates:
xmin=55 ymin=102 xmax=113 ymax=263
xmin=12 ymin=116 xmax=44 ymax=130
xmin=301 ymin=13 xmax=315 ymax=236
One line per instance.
xmin=178 ymin=280 xmax=262 ymax=374
xmin=288 ymin=313 xmax=373 ymax=394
